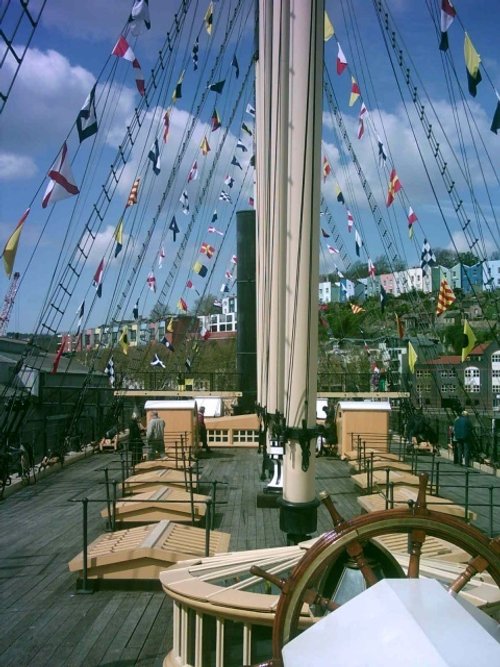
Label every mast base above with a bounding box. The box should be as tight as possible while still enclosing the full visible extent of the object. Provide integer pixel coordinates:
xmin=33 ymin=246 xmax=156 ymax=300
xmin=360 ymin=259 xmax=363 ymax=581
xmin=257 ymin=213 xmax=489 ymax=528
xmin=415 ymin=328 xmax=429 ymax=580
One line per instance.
xmin=278 ymin=496 xmax=319 ymax=544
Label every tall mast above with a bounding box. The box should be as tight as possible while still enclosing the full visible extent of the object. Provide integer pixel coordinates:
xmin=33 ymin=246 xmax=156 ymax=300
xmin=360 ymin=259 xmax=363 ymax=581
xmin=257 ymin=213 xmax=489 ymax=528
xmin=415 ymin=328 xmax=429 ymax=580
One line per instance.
xmin=256 ymin=1 xmax=289 ymax=415
xmin=281 ymin=0 xmax=323 ymax=541
xmin=256 ymin=0 xmax=323 ymax=541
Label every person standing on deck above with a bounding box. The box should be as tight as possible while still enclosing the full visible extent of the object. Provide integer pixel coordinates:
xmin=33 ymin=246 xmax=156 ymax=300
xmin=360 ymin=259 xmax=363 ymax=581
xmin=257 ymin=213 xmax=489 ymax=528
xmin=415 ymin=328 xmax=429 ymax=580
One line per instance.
xmin=453 ymin=410 xmax=473 ymax=467
xmin=197 ymin=406 xmax=210 ymax=452
xmin=146 ymin=411 xmax=165 ymax=460
xmin=129 ymin=412 xmax=144 ymax=466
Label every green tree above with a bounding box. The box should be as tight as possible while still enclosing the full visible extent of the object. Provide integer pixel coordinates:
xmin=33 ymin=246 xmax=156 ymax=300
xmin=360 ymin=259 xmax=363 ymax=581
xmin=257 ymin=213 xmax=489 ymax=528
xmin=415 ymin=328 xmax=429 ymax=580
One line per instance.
xmin=373 ymin=254 xmax=406 ymax=274
xmin=458 ymin=251 xmax=480 ymax=267
xmin=345 ymin=260 xmax=367 ymax=280
xmin=194 ymin=293 xmax=221 ymax=314
xmin=434 ymin=248 xmax=456 ymax=268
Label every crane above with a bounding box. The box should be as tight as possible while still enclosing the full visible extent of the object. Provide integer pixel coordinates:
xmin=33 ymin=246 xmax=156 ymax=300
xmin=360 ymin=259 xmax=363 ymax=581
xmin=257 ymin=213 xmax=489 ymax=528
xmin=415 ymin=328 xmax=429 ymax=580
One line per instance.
xmin=0 ymin=272 xmax=20 ymax=336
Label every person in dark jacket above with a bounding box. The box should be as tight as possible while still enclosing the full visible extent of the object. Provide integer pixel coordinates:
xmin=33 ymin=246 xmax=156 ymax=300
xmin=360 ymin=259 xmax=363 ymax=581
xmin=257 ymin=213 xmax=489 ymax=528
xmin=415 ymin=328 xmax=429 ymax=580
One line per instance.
xmin=453 ymin=410 xmax=473 ymax=467
xmin=129 ymin=413 xmax=144 ymax=466
xmin=197 ymin=406 xmax=210 ymax=452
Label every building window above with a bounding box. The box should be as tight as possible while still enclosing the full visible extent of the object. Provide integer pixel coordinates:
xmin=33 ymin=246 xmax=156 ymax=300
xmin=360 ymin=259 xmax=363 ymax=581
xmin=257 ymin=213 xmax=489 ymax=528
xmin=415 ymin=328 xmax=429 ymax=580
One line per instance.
xmin=464 ymin=366 xmax=480 ymax=393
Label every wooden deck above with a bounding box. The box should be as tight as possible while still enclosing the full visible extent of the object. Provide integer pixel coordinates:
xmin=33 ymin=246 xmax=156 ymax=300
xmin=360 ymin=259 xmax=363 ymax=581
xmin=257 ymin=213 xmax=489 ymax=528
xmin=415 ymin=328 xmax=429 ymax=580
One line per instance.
xmin=0 ymin=446 xmax=499 ymax=666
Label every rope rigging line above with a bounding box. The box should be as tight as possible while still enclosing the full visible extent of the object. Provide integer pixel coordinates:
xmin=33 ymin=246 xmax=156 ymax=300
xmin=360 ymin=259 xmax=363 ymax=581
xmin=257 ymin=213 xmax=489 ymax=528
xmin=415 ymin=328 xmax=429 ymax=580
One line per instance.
xmin=62 ymin=1 xmax=254 ymax=432
xmin=371 ymin=0 xmax=500 ymax=336
xmin=0 ymin=0 xmax=196 ymax=434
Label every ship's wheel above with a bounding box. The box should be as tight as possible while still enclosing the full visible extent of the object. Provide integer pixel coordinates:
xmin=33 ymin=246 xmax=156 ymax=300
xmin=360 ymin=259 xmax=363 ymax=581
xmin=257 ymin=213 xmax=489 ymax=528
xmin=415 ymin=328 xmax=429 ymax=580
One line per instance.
xmin=251 ymin=474 xmax=500 ymax=667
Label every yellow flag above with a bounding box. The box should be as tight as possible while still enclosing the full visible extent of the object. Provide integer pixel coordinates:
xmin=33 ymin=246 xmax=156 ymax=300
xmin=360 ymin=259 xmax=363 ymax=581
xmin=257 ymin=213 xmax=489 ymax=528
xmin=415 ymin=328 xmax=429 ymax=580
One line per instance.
xmin=119 ymin=325 xmax=129 ymax=355
xmin=3 ymin=208 xmax=29 ymax=278
xmin=464 ymin=33 xmax=482 ymax=96
xmin=408 ymin=342 xmax=418 ymax=373
xmin=349 ymin=76 xmax=360 ymax=107
xmin=324 ymin=11 xmax=334 ymax=41
xmin=461 ymin=319 xmax=477 ymax=362
xmin=167 ymin=317 xmax=174 ymax=333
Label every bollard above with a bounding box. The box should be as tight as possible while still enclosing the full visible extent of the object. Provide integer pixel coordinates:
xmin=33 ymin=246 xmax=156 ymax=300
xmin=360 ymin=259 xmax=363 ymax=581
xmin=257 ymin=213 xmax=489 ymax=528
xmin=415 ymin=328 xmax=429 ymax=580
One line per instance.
xmin=205 ymin=499 xmax=212 ymax=556
xmin=76 ymin=498 xmax=93 ymax=594
xmin=104 ymin=467 xmax=112 ymax=531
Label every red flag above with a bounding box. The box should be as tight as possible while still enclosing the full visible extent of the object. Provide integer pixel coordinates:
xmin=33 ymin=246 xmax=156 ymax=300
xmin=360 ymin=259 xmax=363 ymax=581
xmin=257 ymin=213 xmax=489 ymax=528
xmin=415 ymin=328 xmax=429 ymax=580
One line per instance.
xmin=349 ymin=77 xmax=360 ymax=106
xmin=386 ymin=168 xmax=402 ymax=207
xmin=347 ymin=210 xmax=354 ymax=232
xmin=200 ymin=242 xmax=215 ymax=258
xmin=436 ymin=279 xmax=456 ymax=316
xmin=126 ymin=177 xmax=140 ymax=207
xmin=439 ymin=0 xmax=456 ymax=51
xmin=177 ymin=297 xmax=188 ymax=312
xmin=336 ymin=43 xmax=348 ymax=75
xmin=93 ymin=258 xmax=104 ymax=297
xmin=408 ymin=206 xmax=417 ymax=238
xmin=112 ymin=35 xmax=145 ymax=96
xmin=42 ymin=143 xmax=79 ymax=208
xmin=322 ymin=156 xmax=331 ymax=182
xmin=52 ymin=335 xmax=68 ymax=374
xmin=147 ymin=272 xmax=156 ymax=292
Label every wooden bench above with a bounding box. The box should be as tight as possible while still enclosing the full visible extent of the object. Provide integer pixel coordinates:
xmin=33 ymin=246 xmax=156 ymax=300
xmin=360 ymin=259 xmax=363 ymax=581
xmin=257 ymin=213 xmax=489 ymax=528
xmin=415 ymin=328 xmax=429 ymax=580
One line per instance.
xmin=357 ymin=485 xmax=477 ymax=522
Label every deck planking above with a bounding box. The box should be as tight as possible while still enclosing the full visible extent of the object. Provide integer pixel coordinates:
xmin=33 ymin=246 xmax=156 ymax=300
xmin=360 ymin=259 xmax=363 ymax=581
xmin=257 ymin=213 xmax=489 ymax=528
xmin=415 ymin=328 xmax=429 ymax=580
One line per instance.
xmin=0 ymin=446 xmax=498 ymax=667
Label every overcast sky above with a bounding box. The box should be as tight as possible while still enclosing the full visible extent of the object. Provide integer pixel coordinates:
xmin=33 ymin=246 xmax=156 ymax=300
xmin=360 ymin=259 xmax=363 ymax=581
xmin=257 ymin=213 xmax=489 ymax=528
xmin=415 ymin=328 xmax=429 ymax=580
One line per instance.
xmin=0 ymin=0 xmax=499 ymax=333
